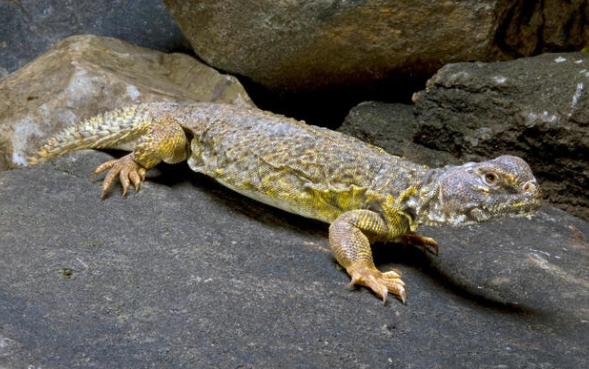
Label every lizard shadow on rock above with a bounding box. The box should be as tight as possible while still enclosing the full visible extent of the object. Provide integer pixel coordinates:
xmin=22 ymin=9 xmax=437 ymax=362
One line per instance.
xmin=134 ymin=162 xmax=535 ymax=314
xmin=372 ymin=243 xmax=535 ymax=314
xmin=147 ymin=162 xmax=329 ymax=238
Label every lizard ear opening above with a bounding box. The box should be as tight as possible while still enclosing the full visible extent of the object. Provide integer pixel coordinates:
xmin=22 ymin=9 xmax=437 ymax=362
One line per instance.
xmin=181 ymin=126 xmax=195 ymax=141
xmin=523 ymin=180 xmax=537 ymax=193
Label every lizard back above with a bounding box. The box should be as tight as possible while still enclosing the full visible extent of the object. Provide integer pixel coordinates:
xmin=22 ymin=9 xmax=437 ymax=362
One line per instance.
xmin=169 ymin=103 xmax=429 ymax=224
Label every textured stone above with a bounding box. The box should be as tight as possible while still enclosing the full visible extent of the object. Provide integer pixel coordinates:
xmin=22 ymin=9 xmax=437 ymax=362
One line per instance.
xmin=338 ymin=101 xmax=460 ymax=168
xmin=0 ymin=35 xmax=254 ymax=169
xmin=163 ymin=0 xmax=588 ymax=92
xmin=0 ymin=0 xmax=190 ymax=76
xmin=1 ymin=150 xmax=588 ymax=368
xmin=412 ymin=52 xmax=589 ymax=221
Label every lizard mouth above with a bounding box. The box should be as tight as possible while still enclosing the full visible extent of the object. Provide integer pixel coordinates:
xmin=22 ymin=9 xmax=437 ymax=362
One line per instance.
xmin=420 ymin=193 xmax=542 ymax=227
xmin=467 ymin=194 xmax=542 ymax=223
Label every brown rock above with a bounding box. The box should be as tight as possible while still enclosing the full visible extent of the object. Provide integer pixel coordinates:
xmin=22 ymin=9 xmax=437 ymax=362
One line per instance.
xmin=163 ymin=0 xmax=588 ymax=92
xmin=0 ymin=35 xmax=254 ymax=169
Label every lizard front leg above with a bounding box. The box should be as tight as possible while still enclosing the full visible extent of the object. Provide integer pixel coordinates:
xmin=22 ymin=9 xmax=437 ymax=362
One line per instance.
xmin=329 ymin=209 xmax=407 ymax=304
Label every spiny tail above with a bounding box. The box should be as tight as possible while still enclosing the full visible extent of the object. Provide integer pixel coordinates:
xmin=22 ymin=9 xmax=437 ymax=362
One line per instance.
xmin=29 ymin=105 xmax=150 ymax=165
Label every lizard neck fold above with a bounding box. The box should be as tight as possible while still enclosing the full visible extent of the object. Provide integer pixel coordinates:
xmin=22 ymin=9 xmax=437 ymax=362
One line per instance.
xmin=376 ymin=166 xmax=439 ymax=233
xmin=402 ymin=168 xmax=442 ymax=227
xmin=412 ymin=168 xmax=446 ymax=226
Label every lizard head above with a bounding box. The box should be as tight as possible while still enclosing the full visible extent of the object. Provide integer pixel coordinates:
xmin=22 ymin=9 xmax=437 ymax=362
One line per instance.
xmin=420 ymin=155 xmax=541 ymax=226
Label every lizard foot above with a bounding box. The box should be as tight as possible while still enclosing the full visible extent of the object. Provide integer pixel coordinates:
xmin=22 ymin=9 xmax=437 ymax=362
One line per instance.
xmin=93 ymin=155 xmax=147 ymax=198
xmin=347 ymin=266 xmax=407 ymax=304
xmin=401 ymin=232 xmax=438 ymax=255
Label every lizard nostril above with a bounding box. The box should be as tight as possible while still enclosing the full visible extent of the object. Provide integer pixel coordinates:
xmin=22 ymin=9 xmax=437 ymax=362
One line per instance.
xmin=523 ymin=181 xmax=536 ymax=193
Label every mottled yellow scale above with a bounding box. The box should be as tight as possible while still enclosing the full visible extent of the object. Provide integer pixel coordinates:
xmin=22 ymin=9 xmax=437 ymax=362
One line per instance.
xmin=177 ymin=104 xmax=428 ymax=230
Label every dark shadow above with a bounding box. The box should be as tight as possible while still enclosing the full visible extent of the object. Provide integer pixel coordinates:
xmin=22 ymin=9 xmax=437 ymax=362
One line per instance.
xmin=372 ymin=242 xmax=534 ymax=314
xmin=141 ymin=161 xmax=328 ymax=239
xmin=236 ymin=73 xmax=429 ymax=129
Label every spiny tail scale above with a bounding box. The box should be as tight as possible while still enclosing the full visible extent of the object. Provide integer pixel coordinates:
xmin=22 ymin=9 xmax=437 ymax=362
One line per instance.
xmin=29 ymin=105 xmax=148 ymax=165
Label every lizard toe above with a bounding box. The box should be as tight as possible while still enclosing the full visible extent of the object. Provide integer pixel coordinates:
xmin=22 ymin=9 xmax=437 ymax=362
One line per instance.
xmin=129 ymin=170 xmax=142 ymax=192
xmin=382 ymin=269 xmax=403 ymax=280
xmin=119 ymin=168 xmax=131 ymax=197
xmin=347 ymin=266 xmax=407 ymax=304
xmin=100 ymin=162 xmax=122 ymax=199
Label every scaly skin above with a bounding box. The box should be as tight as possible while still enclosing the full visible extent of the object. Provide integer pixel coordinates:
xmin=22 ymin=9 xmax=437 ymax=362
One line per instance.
xmin=30 ymin=102 xmax=542 ymax=303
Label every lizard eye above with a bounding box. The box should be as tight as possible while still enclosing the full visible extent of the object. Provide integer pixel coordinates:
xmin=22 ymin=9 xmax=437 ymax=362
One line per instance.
xmin=482 ymin=172 xmax=499 ymax=186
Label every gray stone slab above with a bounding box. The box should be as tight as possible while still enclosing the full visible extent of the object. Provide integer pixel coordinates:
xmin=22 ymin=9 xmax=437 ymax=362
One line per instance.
xmin=1 ymin=150 xmax=588 ymax=368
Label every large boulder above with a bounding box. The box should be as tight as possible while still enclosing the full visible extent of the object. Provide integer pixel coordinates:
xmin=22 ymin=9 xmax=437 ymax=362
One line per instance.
xmin=1 ymin=150 xmax=588 ymax=368
xmin=412 ymin=52 xmax=589 ymax=221
xmin=0 ymin=35 xmax=254 ymax=170
xmin=163 ymin=0 xmax=588 ymax=92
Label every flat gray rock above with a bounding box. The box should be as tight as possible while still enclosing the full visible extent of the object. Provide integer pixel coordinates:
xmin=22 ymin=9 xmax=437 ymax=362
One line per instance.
xmin=1 ymin=151 xmax=588 ymax=368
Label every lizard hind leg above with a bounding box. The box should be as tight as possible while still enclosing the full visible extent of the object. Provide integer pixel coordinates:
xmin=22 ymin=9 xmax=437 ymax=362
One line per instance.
xmin=329 ymin=210 xmax=407 ymax=304
xmin=94 ymin=155 xmax=147 ymax=198
xmin=94 ymin=112 xmax=189 ymax=198
xmin=401 ymin=232 xmax=439 ymax=255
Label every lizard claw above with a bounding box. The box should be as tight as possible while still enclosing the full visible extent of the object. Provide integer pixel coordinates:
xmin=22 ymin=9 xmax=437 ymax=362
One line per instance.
xmin=93 ymin=155 xmax=147 ymax=198
xmin=346 ymin=266 xmax=407 ymax=304
xmin=402 ymin=232 xmax=439 ymax=256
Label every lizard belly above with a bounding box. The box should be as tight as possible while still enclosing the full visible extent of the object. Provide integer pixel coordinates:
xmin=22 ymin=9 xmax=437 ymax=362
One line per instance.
xmin=188 ymin=153 xmax=375 ymax=223
xmin=214 ymin=177 xmax=337 ymax=223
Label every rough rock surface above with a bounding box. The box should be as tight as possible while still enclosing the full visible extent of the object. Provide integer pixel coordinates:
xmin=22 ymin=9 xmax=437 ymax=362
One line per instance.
xmin=0 ymin=0 xmax=190 ymax=77
xmin=1 ymin=150 xmax=588 ymax=368
xmin=338 ymin=101 xmax=460 ymax=168
xmin=163 ymin=0 xmax=588 ymax=92
xmin=412 ymin=52 xmax=589 ymax=221
xmin=0 ymin=35 xmax=253 ymax=170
